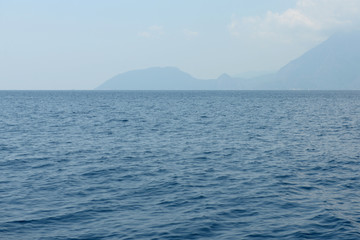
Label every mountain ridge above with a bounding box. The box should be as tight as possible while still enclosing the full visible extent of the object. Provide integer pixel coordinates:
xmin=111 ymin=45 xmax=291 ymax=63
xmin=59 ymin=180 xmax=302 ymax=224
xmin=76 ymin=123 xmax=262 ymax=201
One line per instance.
xmin=96 ymin=31 xmax=360 ymax=90
xmin=96 ymin=66 xmax=244 ymax=90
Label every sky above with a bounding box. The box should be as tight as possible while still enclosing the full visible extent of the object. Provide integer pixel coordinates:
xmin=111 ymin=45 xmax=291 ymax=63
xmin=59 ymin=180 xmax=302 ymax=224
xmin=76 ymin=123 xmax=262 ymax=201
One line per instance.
xmin=1 ymin=0 xmax=360 ymax=90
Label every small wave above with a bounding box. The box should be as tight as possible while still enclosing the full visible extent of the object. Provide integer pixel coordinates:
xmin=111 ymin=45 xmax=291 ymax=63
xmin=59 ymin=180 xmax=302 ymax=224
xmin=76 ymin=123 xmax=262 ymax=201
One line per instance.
xmin=106 ymin=118 xmax=129 ymax=123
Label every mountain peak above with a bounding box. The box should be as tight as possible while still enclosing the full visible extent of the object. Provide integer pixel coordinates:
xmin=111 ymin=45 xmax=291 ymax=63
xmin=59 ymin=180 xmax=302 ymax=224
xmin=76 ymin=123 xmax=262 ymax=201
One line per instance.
xmin=217 ymin=73 xmax=232 ymax=80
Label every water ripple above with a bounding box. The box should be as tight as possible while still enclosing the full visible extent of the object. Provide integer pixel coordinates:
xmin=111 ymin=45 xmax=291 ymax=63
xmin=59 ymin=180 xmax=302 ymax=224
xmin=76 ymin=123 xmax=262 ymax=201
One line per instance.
xmin=0 ymin=91 xmax=360 ymax=239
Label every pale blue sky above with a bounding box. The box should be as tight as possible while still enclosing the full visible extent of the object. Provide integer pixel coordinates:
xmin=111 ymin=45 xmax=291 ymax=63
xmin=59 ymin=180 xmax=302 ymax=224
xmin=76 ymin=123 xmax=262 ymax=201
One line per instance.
xmin=1 ymin=0 xmax=359 ymax=89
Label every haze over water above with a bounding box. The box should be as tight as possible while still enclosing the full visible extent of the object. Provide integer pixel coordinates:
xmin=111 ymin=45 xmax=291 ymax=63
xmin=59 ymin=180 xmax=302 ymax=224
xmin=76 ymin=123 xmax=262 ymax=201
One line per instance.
xmin=1 ymin=91 xmax=360 ymax=239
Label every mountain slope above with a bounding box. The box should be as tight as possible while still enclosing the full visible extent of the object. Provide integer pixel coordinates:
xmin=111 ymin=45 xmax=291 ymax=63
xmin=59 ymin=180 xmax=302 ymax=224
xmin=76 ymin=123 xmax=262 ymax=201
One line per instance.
xmin=268 ymin=31 xmax=360 ymax=89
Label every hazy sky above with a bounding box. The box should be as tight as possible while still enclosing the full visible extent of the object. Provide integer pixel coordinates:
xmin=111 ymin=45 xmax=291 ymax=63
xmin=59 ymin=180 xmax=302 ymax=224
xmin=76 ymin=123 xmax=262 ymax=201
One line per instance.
xmin=1 ymin=0 xmax=360 ymax=90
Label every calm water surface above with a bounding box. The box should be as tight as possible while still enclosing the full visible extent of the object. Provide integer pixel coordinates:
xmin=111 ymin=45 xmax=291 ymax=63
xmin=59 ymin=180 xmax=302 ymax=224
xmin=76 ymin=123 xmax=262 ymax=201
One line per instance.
xmin=1 ymin=91 xmax=360 ymax=239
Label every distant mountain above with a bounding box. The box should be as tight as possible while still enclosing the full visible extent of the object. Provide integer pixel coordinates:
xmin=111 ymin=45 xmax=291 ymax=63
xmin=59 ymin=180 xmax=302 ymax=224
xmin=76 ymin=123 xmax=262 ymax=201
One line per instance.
xmin=96 ymin=67 xmax=244 ymax=90
xmin=263 ymin=31 xmax=360 ymax=90
xmin=96 ymin=32 xmax=360 ymax=90
xmin=215 ymin=73 xmax=244 ymax=89
xmin=96 ymin=67 xmax=212 ymax=90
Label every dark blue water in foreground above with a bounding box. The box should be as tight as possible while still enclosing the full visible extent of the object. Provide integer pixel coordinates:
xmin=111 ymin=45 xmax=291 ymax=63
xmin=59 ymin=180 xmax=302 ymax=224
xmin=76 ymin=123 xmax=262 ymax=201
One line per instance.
xmin=1 ymin=91 xmax=360 ymax=239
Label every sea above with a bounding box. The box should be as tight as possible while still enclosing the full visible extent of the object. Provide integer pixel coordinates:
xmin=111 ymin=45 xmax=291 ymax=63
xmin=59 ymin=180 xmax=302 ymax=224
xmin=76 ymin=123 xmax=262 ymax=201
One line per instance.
xmin=1 ymin=90 xmax=360 ymax=240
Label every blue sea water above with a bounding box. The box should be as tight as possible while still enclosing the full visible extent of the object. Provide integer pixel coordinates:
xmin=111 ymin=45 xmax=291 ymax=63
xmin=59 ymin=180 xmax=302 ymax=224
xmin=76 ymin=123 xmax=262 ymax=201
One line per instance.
xmin=1 ymin=90 xmax=360 ymax=240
